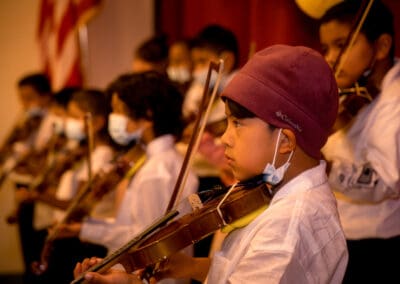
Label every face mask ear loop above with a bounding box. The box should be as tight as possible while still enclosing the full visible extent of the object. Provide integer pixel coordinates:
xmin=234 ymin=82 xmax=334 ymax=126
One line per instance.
xmin=286 ymin=150 xmax=294 ymax=164
xmin=272 ymin=129 xmax=294 ymax=167
xmin=271 ymin=129 xmax=282 ymax=167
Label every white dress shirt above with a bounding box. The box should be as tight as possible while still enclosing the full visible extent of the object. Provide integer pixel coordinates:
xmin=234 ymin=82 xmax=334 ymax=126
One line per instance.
xmin=34 ymin=144 xmax=113 ymax=229
xmin=206 ymin=161 xmax=348 ymax=284
xmin=323 ymin=60 xmax=400 ymax=239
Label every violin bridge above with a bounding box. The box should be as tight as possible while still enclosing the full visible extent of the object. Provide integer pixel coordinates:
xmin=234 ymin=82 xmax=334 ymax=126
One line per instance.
xmin=188 ymin=193 xmax=203 ymax=211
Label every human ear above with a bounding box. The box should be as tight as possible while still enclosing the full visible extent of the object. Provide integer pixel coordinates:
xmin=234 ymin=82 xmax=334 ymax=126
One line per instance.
xmin=374 ymin=34 xmax=392 ymax=60
xmin=220 ymin=51 xmax=235 ymax=74
xmin=279 ymin=129 xmax=296 ymax=154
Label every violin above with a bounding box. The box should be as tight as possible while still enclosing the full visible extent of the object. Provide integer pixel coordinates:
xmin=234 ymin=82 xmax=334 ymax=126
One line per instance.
xmin=0 ymin=114 xmax=44 ymax=186
xmin=39 ymin=140 xmax=88 ymax=191
xmin=5 ymin=132 xmax=70 ymax=225
xmin=31 ymin=143 xmax=146 ymax=275
xmin=11 ymin=132 xmax=68 ymax=182
xmin=0 ymin=113 xmax=44 ymax=162
xmin=61 ymin=143 xmax=146 ymax=221
xmin=71 ymin=177 xmax=271 ymax=284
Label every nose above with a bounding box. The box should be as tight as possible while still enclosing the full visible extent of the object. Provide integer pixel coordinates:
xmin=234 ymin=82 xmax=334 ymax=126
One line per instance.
xmin=220 ymin=125 xmax=231 ymax=149
xmin=324 ymin=49 xmax=338 ymax=70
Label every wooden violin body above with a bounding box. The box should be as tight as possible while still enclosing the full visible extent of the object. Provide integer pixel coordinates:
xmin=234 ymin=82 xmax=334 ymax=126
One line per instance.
xmin=0 ymin=114 xmax=43 ymax=163
xmin=123 ymin=182 xmax=271 ymax=273
xmin=32 ymin=143 xmax=146 ymax=275
xmin=71 ymin=180 xmax=271 ymax=284
xmin=12 ymin=134 xmax=68 ymax=179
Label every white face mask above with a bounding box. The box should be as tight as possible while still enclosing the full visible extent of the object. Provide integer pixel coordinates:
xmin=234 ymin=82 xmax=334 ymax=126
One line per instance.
xmin=192 ymin=67 xmax=217 ymax=87
xmin=167 ymin=66 xmax=191 ymax=83
xmin=65 ymin=118 xmax=86 ymax=141
xmin=263 ymin=129 xmax=294 ymax=186
xmin=108 ymin=113 xmax=143 ymax=146
xmin=26 ymin=106 xmax=45 ymax=119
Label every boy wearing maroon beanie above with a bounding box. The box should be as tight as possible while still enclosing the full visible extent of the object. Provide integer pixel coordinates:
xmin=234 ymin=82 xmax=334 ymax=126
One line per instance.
xmin=73 ymin=45 xmax=348 ymax=284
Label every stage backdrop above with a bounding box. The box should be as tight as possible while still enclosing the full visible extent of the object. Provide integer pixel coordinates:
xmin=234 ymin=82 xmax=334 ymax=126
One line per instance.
xmin=156 ymin=0 xmax=400 ymax=68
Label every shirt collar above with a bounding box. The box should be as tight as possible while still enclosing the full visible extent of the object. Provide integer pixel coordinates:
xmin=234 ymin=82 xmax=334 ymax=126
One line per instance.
xmin=271 ymin=160 xmax=328 ymax=205
xmin=146 ymin=134 xmax=175 ymax=158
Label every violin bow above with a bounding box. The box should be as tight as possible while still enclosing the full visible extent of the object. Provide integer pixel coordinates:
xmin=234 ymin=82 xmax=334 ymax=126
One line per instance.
xmin=31 ymin=112 xmax=96 ymax=275
xmin=165 ymin=59 xmax=225 ymax=213
xmin=84 ymin=112 xmax=94 ymax=187
xmin=333 ymin=0 xmax=375 ymax=78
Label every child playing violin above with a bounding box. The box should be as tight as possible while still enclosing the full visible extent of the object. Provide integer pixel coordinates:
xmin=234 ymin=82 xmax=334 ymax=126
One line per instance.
xmin=73 ymin=45 xmax=348 ymax=284
xmin=319 ymin=1 xmax=400 ymax=283
xmin=23 ymin=88 xmax=114 ymax=284
xmin=66 ymin=71 xmax=198 ymax=283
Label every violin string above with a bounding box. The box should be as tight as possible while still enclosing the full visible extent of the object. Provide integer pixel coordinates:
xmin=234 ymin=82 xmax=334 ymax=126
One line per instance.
xmin=216 ymin=182 xmax=238 ymax=226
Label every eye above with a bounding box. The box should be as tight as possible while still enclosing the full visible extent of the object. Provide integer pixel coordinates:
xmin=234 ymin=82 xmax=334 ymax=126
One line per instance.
xmin=336 ymin=41 xmax=346 ymax=50
xmin=332 ymin=38 xmax=347 ymax=51
xmin=232 ymin=118 xmax=241 ymax=127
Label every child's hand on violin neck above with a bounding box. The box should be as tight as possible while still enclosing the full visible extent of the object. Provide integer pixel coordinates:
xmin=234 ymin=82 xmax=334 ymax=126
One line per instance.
xmin=73 ymin=257 xmax=142 ymax=284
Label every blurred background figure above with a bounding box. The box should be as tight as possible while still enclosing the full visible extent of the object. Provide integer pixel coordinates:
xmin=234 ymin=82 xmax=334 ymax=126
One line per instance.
xmin=167 ymin=39 xmax=193 ymax=94
xmin=131 ymin=34 xmax=169 ymax=75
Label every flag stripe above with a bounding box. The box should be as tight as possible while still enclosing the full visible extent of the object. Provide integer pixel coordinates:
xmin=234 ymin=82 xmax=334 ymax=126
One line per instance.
xmin=37 ymin=0 xmax=101 ymax=91
xmin=57 ymin=0 xmax=77 ymax=56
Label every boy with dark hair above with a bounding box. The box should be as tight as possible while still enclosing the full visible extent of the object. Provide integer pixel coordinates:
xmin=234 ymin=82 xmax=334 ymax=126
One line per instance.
xmin=0 ymin=73 xmax=53 ymax=165
xmin=132 ymin=35 xmax=169 ymax=75
xmin=183 ymin=24 xmax=239 ymax=121
xmin=167 ymin=39 xmax=193 ymax=94
xmin=319 ymin=0 xmax=400 ymax=282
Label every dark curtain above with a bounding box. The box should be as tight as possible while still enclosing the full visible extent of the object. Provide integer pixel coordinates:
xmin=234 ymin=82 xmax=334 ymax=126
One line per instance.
xmin=155 ymin=0 xmax=400 ymax=68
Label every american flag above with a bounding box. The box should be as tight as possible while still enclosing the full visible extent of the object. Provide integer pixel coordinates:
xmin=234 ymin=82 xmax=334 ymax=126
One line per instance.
xmin=37 ymin=0 xmax=101 ymax=91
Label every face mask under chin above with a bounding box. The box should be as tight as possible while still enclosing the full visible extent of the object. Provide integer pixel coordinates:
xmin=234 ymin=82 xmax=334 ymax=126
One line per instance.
xmin=262 ymin=129 xmax=294 ymax=187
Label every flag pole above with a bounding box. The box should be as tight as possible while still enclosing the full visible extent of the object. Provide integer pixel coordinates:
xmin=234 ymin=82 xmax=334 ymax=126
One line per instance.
xmin=78 ymin=24 xmax=89 ymax=88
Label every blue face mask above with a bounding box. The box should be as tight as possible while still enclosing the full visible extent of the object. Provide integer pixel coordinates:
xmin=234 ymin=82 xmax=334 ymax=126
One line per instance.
xmin=108 ymin=113 xmax=142 ymax=146
xmin=263 ymin=129 xmax=294 ymax=186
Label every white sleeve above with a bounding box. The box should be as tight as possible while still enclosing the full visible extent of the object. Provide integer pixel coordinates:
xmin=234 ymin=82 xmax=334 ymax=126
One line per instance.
xmin=80 ymin=175 xmax=173 ymax=252
xmin=329 ymin=159 xmax=398 ymax=203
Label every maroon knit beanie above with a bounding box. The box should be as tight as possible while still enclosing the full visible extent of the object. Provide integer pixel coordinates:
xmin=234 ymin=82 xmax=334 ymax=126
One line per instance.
xmin=222 ymin=45 xmax=338 ymax=159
